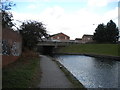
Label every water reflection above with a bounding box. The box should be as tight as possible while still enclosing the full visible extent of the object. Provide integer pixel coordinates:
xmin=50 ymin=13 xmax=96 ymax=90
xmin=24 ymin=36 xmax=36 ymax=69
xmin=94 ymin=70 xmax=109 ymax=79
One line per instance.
xmin=55 ymin=55 xmax=120 ymax=88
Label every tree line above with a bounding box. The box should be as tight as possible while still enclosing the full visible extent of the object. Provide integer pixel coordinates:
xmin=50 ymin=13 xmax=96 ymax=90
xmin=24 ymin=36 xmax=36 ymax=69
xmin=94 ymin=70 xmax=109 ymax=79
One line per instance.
xmin=1 ymin=0 xmax=119 ymax=51
xmin=93 ymin=20 xmax=119 ymax=43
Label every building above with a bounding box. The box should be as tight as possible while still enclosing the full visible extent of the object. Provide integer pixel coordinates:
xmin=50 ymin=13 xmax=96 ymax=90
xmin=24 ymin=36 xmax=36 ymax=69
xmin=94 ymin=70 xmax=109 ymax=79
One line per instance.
xmin=50 ymin=32 xmax=70 ymax=41
xmin=75 ymin=38 xmax=82 ymax=43
xmin=82 ymin=34 xmax=93 ymax=43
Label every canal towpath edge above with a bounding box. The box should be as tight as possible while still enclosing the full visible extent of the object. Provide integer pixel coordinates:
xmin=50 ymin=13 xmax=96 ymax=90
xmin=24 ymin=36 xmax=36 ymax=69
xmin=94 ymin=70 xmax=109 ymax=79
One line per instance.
xmin=37 ymin=55 xmax=74 ymax=88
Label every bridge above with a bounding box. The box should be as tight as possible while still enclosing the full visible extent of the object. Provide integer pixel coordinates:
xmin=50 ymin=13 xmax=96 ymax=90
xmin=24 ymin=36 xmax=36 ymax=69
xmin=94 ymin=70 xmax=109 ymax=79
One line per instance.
xmin=37 ymin=40 xmax=81 ymax=47
xmin=37 ymin=40 xmax=81 ymax=55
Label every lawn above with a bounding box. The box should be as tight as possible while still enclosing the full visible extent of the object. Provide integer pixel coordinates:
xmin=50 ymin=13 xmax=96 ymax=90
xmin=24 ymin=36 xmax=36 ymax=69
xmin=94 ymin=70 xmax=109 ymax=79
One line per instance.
xmin=58 ymin=44 xmax=120 ymax=56
xmin=2 ymin=51 xmax=41 ymax=88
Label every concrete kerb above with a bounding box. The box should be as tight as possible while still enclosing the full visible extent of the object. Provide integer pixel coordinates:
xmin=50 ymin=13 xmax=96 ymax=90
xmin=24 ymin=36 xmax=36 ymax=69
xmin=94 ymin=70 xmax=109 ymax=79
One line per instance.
xmin=84 ymin=54 xmax=120 ymax=61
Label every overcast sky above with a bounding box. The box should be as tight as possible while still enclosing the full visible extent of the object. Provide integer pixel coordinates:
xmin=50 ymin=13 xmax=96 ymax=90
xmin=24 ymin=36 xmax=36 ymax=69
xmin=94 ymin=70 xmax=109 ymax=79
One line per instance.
xmin=7 ymin=0 xmax=119 ymax=40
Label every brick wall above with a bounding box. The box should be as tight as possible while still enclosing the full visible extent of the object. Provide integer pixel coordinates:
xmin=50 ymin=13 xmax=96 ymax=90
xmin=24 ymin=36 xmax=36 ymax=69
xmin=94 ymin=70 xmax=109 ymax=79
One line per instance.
xmin=1 ymin=28 xmax=22 ymax=67
xmin=51 ymin=33 xmax=70 ymax=40
xmin=82 ymin=35 xmax=93 ymax=43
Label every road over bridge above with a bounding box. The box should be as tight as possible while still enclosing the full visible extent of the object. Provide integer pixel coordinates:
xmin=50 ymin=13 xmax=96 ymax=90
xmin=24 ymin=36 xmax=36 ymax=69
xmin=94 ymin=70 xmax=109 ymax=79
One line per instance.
xmin=37 ymin=40 xmax=79 ymax=46
xmin=37 ymin=40 xmax=81 ymax=55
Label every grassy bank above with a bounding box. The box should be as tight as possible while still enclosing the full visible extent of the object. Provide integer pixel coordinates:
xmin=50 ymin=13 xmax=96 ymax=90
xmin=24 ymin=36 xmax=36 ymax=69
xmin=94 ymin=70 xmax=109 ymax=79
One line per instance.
xmin=58 ymin=44 xmax=120 ymax=56
xmin=2 ymin=51 xmax=41 ymax=88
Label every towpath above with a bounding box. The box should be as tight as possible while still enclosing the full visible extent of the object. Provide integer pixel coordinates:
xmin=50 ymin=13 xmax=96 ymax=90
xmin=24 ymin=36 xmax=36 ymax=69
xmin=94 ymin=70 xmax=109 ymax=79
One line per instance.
xmin=38 ymin=55 xmax=74 ymax=88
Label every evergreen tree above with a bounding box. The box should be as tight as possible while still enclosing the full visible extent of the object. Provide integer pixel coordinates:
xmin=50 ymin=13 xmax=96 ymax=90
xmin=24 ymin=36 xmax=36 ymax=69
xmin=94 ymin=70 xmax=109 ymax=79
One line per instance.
xmin=93 ymin=23 xmax=107 ymax=42
xmin=106 ymin=20 xmax=119 ymax=43
xmin=93 ymin=20 xmax=119 ymax=43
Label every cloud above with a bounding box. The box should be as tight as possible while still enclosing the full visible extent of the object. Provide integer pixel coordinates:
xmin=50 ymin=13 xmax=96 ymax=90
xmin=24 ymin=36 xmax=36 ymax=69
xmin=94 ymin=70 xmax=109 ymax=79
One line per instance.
xmin=12 ymin=4 xmax=118 ymax=39
xmin=12 ymin=0 xmax=119 ymax=3
xmin=87 ymin=0 xmax=108 ymax=7
xmin=12 ymin=11 xmax=38 ymax=21
xmin=12 ymin=0 xmax=38 ymax=2
xmin=27 ymin=4 xmax=37 ymax=9
xmin=100 ymin=7 xmax=118 ymax=26
xmin=87 ymin=0 xmax=119 ymax=7
xmin=11 ymin=11 xmax=39 ymax=29
xmin=36 ymin=6 xmax=100 ymax=39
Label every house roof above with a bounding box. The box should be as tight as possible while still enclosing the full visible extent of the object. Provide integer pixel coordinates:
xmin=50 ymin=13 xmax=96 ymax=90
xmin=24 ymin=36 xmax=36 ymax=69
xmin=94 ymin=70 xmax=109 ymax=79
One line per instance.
xmin=75 ymin=38 xmax=82 ymax=40
xmin=50 ymin=32 xmax=70 ymax=38
xmin=82 ymin=34 xmax=93 ymax=38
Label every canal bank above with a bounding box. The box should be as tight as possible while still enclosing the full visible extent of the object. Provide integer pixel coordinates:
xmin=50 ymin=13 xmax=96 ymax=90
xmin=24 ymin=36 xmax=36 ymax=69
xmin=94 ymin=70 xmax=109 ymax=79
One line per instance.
xmin=53 ymin=53 xmax=120 ymax=61
xmin=56 ymin=44 xmax=120 ymax=61
xmin=49 ymin=56 xmax=86 ymax=88
xmin=38 ymin=55 xmax=86 ymax=88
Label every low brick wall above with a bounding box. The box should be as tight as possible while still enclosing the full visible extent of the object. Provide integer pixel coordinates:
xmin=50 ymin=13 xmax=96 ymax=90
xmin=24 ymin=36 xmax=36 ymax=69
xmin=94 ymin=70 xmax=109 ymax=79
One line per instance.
xmin=2 ymin=28 xmax=22 ymax=67
xmin=2 ymin=55 xmax=19 ymax=66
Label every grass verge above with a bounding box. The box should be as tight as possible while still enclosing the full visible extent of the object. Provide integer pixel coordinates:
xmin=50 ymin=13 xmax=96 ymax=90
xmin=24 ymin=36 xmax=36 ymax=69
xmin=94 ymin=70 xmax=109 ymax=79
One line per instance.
xmin=58 ymin=44 xmax=120 ymax=56
xmin=2 ymin=51 xmax=41 ymax=88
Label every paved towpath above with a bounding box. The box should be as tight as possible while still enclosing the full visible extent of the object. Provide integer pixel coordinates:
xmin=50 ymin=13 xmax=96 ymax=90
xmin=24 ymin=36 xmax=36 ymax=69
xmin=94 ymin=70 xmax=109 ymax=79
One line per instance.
xmin=38 ymin=55 xmax=74 ymax=88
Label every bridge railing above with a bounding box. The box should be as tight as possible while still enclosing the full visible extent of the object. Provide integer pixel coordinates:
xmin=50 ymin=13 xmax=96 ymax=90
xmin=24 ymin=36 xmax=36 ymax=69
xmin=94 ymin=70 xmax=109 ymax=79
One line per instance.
xmin=37 ymin=40 xmax=81 ymax=46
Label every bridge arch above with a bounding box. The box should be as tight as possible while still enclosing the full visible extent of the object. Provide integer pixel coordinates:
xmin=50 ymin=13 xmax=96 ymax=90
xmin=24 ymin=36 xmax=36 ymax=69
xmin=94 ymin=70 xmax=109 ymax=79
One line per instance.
xmin=37 ymin=45 xmax=56 ymax=55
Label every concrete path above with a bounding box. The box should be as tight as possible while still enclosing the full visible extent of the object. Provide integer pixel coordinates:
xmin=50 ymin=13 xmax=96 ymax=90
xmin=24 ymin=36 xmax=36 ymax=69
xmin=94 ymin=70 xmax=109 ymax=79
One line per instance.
xmin=38 ymin=55 xmax=74 ymax=88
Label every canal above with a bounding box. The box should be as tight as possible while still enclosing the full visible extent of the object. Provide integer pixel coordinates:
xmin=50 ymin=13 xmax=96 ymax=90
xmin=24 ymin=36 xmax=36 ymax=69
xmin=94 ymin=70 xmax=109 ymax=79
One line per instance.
xmin=54 ymin=55 xmax=120 ymax=88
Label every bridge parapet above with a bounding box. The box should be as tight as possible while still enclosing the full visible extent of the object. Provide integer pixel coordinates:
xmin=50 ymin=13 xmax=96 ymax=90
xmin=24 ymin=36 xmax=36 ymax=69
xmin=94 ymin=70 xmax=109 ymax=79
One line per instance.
xmin=37 ymin=40 xmax=81 ymax=46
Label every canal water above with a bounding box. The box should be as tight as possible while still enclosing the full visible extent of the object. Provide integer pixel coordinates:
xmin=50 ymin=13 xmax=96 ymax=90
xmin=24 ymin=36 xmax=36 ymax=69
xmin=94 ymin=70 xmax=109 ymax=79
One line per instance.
xmin=54 ymin=55 xmax=120 ymax=88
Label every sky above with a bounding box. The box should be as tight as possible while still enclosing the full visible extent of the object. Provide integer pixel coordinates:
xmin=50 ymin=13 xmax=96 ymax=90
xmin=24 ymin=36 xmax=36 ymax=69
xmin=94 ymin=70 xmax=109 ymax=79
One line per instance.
xmin=4 ymin=0 xmax=119 ymax=40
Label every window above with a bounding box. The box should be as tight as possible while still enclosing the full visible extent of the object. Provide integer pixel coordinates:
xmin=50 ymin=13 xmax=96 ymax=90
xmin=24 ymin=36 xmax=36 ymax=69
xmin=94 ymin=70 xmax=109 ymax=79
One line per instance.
xmin=87 ymin=38 xmax=90 ymax=40
xmin=51 ymin=37 xmax=53 ymax=39
xmin=57 ymin=36 xmax=60 ymax=39
xmin=65 ymin=37 xmax=67 ymax=40
xmin=60 ymin=36 xmax=65 ymax=39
